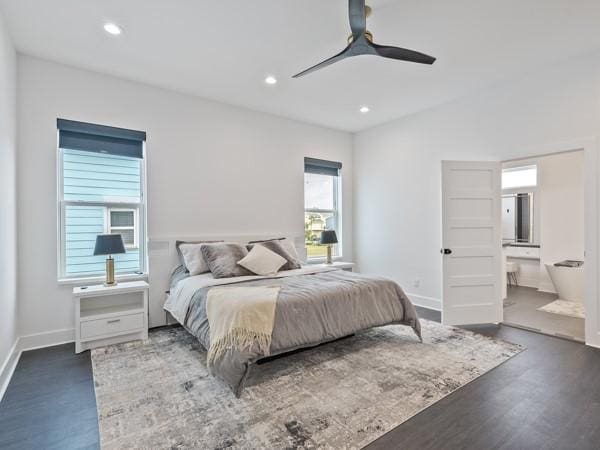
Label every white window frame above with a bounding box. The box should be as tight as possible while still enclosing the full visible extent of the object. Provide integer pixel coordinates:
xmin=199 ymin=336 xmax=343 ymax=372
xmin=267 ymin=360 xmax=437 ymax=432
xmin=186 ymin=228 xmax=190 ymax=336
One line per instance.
xmin=57 ymin=143 xmax=148 ymax=283
xmin=502 ymin=164 xmax=538 ymax=189
xmin=106 ymin=207 xmax=139 ymax=249
xmin=304 ymin=171 xmax=343 ymax=261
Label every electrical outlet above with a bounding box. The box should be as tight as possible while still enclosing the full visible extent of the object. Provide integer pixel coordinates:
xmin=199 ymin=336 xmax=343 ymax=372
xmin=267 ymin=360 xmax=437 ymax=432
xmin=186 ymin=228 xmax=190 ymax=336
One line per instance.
xmin=413 ymin=278 xmax=420 ymax=288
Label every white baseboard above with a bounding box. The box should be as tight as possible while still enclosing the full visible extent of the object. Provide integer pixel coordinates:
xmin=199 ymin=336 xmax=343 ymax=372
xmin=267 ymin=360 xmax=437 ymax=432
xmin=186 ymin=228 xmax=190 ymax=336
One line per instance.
xmin=408 ymin=293 xmax=441 ymax=311
xmin=18 ymin=328 xmax=75 ymax=352
xmin=0 ymin=328 xmax=75 ymax=402
xmin=0 ymin=340 xmax=21 ymax=403
xmin=586 ymin=340 xmax=600 ymax=349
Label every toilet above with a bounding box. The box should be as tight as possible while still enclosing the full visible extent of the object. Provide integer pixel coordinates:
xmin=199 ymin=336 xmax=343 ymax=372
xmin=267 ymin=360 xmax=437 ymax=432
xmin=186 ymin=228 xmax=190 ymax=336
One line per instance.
xmin=545 ymin=263 xmax=584 ymax=304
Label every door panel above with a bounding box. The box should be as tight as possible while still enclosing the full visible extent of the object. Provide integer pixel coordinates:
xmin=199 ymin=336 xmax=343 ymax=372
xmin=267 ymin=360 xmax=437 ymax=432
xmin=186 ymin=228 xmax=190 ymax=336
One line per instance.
xmin=450 ymin=198 xmax=493 ymax=219
xmin=442 ymin=161 xmax=502 ymax=325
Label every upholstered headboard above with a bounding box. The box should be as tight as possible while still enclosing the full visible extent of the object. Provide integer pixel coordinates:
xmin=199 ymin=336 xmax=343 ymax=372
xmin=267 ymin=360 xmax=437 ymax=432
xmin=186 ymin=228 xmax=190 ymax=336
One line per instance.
xmin=147 ymin=233 xmax=306 ymax=327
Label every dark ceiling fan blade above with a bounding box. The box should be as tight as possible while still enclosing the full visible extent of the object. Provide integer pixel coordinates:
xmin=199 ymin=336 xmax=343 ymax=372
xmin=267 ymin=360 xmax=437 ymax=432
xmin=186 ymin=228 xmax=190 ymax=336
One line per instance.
xmin=348 ymin=0 xmax=366 ymax=38
xmin=371 ymin=42 xmax=436 ymax=65
xmin=292 ymin=45 xmax=352 ymax=78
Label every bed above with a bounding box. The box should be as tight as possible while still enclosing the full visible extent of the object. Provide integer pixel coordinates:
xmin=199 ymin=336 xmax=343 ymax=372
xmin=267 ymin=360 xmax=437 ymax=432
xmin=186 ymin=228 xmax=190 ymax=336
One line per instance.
xmin=164 ymin=263 xmax=421 ymax=396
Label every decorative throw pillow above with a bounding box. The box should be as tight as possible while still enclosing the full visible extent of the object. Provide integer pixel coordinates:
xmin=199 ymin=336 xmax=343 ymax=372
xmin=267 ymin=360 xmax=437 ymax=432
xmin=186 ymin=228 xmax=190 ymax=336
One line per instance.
xmin=279 ymin=238 xmax=301 ymax=261
xmin=237 ymin=244 xmax=287 ymax=276
xmin=175 ymin=240 xmax=223 ymax=272
xmin=201 ymin=243 xmax=254 ymax=279
xmin=179 ymin=243 xmax=214 ymax=276
xmin=250 ymin=239 xmax=302 ymax=271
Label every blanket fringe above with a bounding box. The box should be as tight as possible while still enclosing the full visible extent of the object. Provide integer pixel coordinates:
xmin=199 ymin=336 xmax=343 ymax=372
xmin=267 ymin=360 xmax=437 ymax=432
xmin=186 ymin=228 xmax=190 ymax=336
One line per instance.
xmin=207 ymin=328 xmax=272 ymax=368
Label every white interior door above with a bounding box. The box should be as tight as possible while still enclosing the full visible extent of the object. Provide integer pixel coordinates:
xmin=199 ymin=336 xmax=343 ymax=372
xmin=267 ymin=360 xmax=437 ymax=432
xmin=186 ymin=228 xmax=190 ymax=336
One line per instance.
xmin=442 ymin=161 xmax=502 ymax=325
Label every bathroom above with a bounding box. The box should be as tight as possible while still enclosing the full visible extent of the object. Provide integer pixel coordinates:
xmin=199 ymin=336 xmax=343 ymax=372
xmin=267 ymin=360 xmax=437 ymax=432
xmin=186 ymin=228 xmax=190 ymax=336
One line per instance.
xmin=502 ymin=150 xmax=585 ymax=341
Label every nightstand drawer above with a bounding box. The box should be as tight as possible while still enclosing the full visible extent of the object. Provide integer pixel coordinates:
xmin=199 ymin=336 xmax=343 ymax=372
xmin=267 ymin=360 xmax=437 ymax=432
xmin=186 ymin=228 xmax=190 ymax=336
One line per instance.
xmin=80 ymin=313 xmax=144 ymax=339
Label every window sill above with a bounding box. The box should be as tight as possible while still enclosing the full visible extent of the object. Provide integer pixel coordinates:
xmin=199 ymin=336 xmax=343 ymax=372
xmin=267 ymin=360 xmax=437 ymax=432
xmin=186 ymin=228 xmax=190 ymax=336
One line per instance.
xmin=306 ymin=256 xmax=344 ymax=265
xmin=58 ymin=273 xmax=148 ymax=287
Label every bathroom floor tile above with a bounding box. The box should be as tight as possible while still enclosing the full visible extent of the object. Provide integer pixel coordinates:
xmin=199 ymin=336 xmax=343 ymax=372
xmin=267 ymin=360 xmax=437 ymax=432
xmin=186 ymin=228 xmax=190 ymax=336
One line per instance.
xmin=503 ymin=286 xmax=585 ymax=341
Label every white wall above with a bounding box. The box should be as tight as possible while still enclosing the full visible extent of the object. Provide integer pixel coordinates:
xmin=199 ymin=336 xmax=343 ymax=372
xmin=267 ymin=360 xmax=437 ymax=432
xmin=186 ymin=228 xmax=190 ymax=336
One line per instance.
xmin=353 ymin=53 xmax=600 ymax=313
xmin=17 ymin=56 xmax=353 ymax=341
xmin=0 ymin=11 xmax=18 ymax=381
xmin=538 ymin=150 xmax=585 ymax=292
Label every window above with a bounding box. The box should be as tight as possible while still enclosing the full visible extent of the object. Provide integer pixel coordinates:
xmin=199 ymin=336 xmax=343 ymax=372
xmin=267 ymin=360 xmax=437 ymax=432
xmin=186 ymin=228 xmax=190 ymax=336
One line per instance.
xmin=57 ymin=119 xmax=147 ymax=280
xmin=304 ymin=158 xmax=342 ymax=259
xmin=502 ymin=165 xmax=537 ymax=189
xmin=108 ymin=209 xmax=138 ymax=248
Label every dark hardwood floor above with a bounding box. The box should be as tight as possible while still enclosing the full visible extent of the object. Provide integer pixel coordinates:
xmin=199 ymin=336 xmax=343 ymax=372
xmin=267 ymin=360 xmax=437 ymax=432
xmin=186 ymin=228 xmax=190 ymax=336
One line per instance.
xmin=0 ymin=344 xmax=99 ymax=450
xmin=1 ymin=307 xmax=599 ymax=450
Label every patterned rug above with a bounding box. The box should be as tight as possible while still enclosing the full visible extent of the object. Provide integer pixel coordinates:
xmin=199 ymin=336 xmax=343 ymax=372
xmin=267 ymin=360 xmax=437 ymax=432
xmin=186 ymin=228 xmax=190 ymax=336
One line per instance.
xmin=538 ymin=299 xmax=585 ymax=319
xmin=91 ymin=320 xmax=523 ymax=449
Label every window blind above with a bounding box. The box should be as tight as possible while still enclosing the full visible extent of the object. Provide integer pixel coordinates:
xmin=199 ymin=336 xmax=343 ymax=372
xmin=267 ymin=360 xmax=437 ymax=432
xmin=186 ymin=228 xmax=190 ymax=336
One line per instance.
xmin=57 ymin=118 xmax=146 ymax=159
xmin=304 ymin=157 xmax=342 ymax=177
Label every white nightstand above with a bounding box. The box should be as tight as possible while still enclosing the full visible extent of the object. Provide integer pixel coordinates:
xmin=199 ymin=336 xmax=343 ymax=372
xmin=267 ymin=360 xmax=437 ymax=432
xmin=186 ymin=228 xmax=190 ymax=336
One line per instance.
xmin=73 ymin=280 xmax=149 ymax=353
xmin=313 ymin=261 xmax=355 ymax=272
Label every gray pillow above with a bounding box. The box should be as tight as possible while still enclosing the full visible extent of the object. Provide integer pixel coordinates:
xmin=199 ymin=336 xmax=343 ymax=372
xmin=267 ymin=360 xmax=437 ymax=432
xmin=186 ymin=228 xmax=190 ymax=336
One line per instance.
xmin=175 ymin=240 xmax=223 ymax=272
xmin=168 ymin=265 xmax=190 ymax=292
xmin=248 ymin=239 xmax=301 ymax=271
xmin=201 ymin=243 xmax=254 ymax=278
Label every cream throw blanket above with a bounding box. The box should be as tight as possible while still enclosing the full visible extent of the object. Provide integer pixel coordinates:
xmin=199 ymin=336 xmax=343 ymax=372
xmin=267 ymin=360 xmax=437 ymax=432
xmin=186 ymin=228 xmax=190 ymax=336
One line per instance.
xmin=206 ymin=286 xmax=280 ymax=368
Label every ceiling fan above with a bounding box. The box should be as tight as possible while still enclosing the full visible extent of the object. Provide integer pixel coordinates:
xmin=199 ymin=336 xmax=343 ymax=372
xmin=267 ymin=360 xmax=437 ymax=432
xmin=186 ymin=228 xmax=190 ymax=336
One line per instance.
xmin=292 ymin=0 xmax=436 ymax=78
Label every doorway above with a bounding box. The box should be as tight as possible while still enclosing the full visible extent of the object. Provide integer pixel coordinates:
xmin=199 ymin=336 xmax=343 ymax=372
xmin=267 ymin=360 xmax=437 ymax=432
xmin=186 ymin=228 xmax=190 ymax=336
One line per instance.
xmin=502 ymin=151 xmax=585 ymax=341
xmin=441 ymin=139 xmax=599 ymax=346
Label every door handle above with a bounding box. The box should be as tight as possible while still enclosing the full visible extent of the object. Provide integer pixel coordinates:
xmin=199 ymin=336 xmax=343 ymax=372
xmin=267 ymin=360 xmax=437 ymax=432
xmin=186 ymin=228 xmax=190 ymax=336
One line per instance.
xmin=440 ymin=248 xmax=452 ymax=255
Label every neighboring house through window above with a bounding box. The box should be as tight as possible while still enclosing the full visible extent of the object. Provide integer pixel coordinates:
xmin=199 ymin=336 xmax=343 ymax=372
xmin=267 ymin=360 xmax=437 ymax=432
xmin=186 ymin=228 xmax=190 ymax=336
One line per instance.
xmin=57 ymin=119 xmax=147 ymax=280
xmin=304 ymin=157 xmax=342 ymax=259
xmin=108 ymin=208 xmax=138 ymax=248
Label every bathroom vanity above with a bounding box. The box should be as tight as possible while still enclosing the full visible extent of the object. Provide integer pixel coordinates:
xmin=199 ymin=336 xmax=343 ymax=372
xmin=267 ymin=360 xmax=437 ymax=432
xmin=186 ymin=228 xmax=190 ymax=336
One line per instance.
xmin=503 ymin=243 xmax=540 ymax=260
xmin=502 ymin=242 xmax=542 ymax=299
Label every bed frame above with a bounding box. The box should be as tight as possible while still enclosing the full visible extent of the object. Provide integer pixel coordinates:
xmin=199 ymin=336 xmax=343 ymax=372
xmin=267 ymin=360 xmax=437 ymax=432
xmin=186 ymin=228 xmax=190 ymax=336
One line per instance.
xmin=147 ymin=233 xmax=306 ymax=327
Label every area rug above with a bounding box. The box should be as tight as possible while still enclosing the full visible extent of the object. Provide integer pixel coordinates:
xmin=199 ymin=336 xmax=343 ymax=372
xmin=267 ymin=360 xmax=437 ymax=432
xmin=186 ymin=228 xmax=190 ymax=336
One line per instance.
xmin=538 ymin=299 xmax=585 ymax=319
xmin=91 ymin=320 xmax=523 ymax=449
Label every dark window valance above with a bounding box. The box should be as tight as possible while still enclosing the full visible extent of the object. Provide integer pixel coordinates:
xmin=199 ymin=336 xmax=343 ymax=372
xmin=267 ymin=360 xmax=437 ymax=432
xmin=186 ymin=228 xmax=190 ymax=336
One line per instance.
xmin=57 ymin=118 xmax=146 ymax=159
xmin=304 ymin=157 xmax=342 ymax=177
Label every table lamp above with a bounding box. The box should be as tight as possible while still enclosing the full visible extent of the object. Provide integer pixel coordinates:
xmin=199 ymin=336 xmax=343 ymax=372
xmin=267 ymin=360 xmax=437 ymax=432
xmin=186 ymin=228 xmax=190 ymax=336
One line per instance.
xmin=93 ymin=234 xmax=126 ymax=286
xmin=320 ymin=230 xmax=338 ymax=265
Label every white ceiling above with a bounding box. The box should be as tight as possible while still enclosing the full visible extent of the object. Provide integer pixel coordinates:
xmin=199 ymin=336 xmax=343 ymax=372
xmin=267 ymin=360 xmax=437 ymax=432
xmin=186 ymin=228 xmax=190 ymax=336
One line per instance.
xmin=2 ymin=0 xmax=600 ymax=132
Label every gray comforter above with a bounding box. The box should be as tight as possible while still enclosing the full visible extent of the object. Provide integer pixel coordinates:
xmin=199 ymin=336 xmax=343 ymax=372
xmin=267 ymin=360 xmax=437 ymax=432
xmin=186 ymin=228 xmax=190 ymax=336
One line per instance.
xmin=166 ymin=269 xmax=421 ymax=396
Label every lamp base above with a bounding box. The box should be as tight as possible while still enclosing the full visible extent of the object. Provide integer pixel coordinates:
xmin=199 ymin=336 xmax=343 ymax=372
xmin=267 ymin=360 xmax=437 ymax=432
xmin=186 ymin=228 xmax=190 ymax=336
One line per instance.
xmin=105 ymin=257 xmax=117 ymax=287
xmin=325 ymin=245 xmax=333 ymax=264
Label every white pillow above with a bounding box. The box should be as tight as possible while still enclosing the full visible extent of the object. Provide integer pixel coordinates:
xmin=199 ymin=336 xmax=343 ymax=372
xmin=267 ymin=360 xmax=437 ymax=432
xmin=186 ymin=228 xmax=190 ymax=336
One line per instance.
xmin=237 ymin=244 xmax=287 ymax=276
xmin=179 ymin=243 xmax=212 ymax=275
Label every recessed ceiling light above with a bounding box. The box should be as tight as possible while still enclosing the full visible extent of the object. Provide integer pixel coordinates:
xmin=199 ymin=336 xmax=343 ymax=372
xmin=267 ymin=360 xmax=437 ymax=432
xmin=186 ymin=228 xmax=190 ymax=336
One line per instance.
xmin=264 ymin=76 xmax=277 ymax=85
xmin=103 ymin=23 xmax=122 ymax=36
xmin=359 ymin=106 xmax=370 ymax=113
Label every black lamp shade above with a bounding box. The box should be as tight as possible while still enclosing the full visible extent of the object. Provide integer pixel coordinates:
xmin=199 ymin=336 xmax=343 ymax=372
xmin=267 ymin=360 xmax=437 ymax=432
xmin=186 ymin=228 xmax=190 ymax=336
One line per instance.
xmin=93 ymin=234 xmax=126 ymax=256
xmin=320 ymin=230 xmax=338 ymax=245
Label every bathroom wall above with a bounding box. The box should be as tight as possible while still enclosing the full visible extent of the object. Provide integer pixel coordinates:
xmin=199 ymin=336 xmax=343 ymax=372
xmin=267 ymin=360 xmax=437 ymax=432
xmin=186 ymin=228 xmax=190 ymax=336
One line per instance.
xmin=537 ymin=150 xmax=585 ymax=292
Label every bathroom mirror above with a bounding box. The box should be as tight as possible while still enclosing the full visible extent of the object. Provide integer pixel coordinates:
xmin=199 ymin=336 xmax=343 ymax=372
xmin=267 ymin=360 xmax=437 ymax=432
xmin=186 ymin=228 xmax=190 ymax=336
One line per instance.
xmin=502 ymin=193 xmax=534 ymax=243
